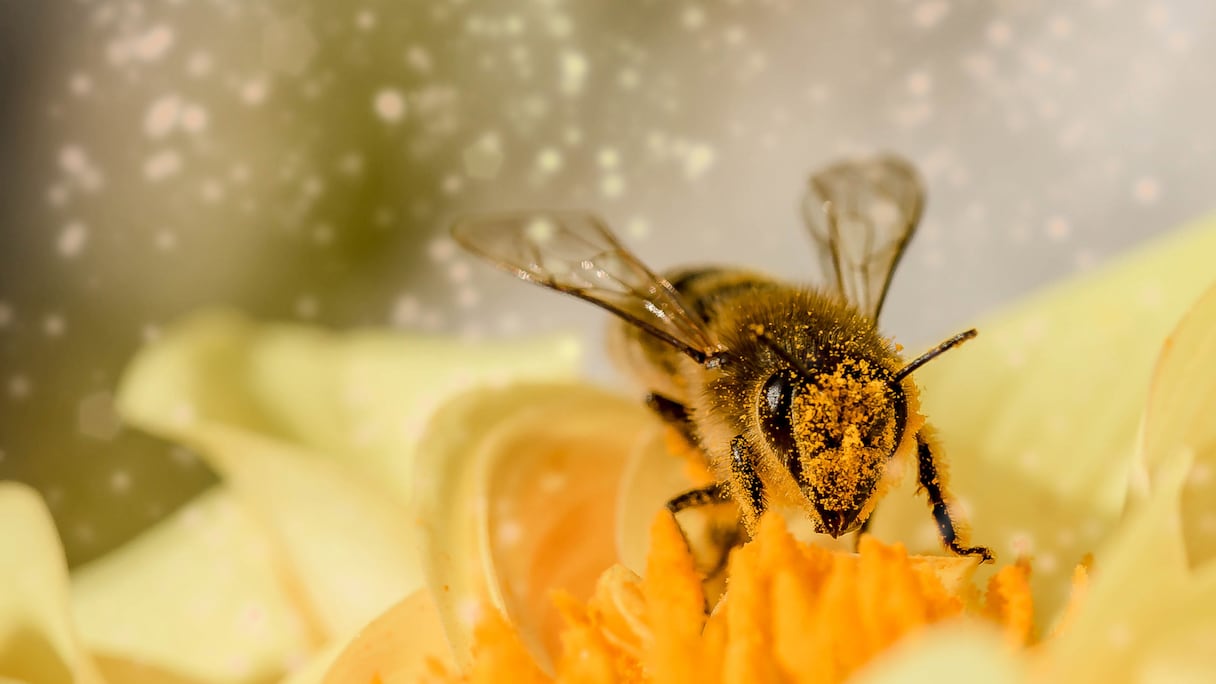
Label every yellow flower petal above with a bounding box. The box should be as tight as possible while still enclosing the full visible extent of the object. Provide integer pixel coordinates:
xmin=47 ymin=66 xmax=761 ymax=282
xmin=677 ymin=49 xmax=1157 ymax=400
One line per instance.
xmin=1137 ymin=279 xmax=1216 ymax=566
xmin=871 ymin=218 xmax=1216 ymax=621
xmin=412 ymin=382 xmax=655 ymax=670
xmin=323 ymin=590 xmax=454 ymax=684
xmin=71 ymin=489 xmax=315 ymax=683
xmin=0 ymin=482 xmax=105 ymax=684
xmin=113 ymin=310 xmax=581 ymax=648
xmin=1037 ymin=448 xmax=1208 ymax=681
xmin=850 ymin=623 xmax=1025 ymax=684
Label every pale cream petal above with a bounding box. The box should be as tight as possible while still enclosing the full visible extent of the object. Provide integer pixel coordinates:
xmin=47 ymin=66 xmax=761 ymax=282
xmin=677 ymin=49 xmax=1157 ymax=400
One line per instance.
xmin=871 ymin=219 xmax=1216 ymax=620
xmin=1136 ymin=280 xmax=1216 ymax=566
xmin=322 ymin=590 xmax=454 ymax=684
xmin=851 ymin=621 xmax=1025 ymax=684
xmin=118 ymin=309 xmax=581 ymax=505
xmin=1034 ymin=449 xmax=1211 ymax=682
xmin=413 ymin=382 xmax=654 ymax=670
xmin=277 ymin=642 xmax=344 ymax=684
xmin=0 ymin=482 xmax=105 ymax=684
xmin=71 ymin=488 xmax=315 ymax=684
xmin=112 ymin=310 xmax=582 ymax=644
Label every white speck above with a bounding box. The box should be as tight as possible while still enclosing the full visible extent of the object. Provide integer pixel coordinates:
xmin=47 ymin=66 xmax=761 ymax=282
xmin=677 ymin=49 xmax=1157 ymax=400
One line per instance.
xmin=1008 ymin=530 xmax=1035 ymax=555
xmin=456 ymin=287 xmax=480 ymax=308
xmin=69 ymin=73 xmax=92 ymax=96
xmin=600 ymin=173 xmax=625 ymax=198
xmin=597 ymin=147 xmax=620 ymax=169
xmin=241 ymin=79 xmax=268 ymax=105
xmin=181 ymin=105 xmax=208 ymax=133
xmin=1035 ymin=552 xmax=1058 ymax=574
xmin=497 ymin=520 xmax=524 ymax=547
xmin=9 ymin=376 xmax=31 ymax=399
xmin=540 ymin=471 xmax=567 ymax=493
xmin=456 ymin=598 xmax=483 ymax=628
xmin=1132 ymin=177 xmax=1160 ymax=204
xmin=134 ymin=25 xmax=175 ymax=61
xmin=536 ymin=148 xmax=562 ymax=173
xmin=441 ymin=175 xmax=463 ymax=195
xmin=59 ymin=145 xmax=103 ymax=191
xmin=618 ymin=68 xmax=640 ymax=90
xmin=682 ymin=143 xmax=716 ymax=179
xmin=1188 ymin=463 xmax=1212 ymax=487
xmin=1045 ymin=216 xmax=1071 ymax=241
xmin=156 ymin=231 xmax=178 ymax=251
xmin=906 ymin=70 xmax=932 ymax=96
xmin=525 ymin=217 xmax=556 ymax=242
xmin=44 ymin=315 xmax=65 ymax=337
xmin=144 ymin=150 xmax=182 ymax=181
xmin=626 ymin=217 xmax=650 ymax=239
xmin=547 ymin=14 xmax=573 ymax=38
xmin=0 ymin=303 xmax=11 ymax=328
xmin=57 ymin=222 xmax=88 ymax=258
xmin=355 ymin=9 xmax=377 ymax=30
xmin=406 ymin=46 xmax=433 ymax=73
xmin=559 ymin=50 xmax=589 ymax=95
xmin=986 ymin=21 xmax=1012 ymax=46
xmin=110 ymin=470 xmax=132 ymax=493
xmin=447 ymin=261 xmax=470 ymax=283
xmin=145 ymin=95 xmax=182 ymax=137
xmin=1048 ymin=15 xmax=1073 ymax=38
xmin=723 ymin=25 xmax=746 ymax=46
xmin=1108 ymin=622 xmax=1132 ymax=647
xmin=391 ymin=295 xmax=420 ymax=326
xmin=295 ymin=296 xmax=319 ymax=318
xmin=262 ymin=17 xmax=317 ymax=76
xmin=463 ymin=133 xmax=503 ymax=179
xmin=428 ymin=238 xmax=456 ymax=263
xmin=913 ymin=1 xmax=950 ymax=28
xmin=681 ymin=6 xmax=706 ymax=30
xmin=373 ymin=88 xmax=407 ymax=123
xmin=187 ymin=52 xmax=213 ymax=77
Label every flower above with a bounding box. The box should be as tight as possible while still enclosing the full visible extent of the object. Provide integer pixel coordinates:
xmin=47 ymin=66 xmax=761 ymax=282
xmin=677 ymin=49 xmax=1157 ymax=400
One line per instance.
xmin=0 ymin=312 xmax=582 ymax=683
xmin=325 ymin=216 xmax=1216 ymax=682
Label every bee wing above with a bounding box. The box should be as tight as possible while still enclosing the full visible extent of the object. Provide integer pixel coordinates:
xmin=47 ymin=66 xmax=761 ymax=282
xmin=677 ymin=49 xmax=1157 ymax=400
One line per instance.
xmin=801 ymin=155 xmax=926 ymax=320
xmin=453 ymin=210 xmax=721 ymax=361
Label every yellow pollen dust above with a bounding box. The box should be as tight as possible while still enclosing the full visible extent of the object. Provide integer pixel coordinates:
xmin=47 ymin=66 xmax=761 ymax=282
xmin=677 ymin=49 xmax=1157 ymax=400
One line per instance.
xmin=791 ymin=362 xmax=895 ymax=510
xmin=431 ymin=513 xmax=1058 ymax=684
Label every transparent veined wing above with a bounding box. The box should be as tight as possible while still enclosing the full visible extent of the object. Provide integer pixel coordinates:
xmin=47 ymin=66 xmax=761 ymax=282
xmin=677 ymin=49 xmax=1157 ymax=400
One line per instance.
xmin=453 ymin=210 xmax=721 ymax=362
xmin=801 ymin=155 xmax=926 ymax=320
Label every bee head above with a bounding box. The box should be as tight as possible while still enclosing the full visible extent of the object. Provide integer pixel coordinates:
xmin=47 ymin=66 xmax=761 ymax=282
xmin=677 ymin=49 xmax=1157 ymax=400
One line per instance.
xmin=757 ymin=359 xmax=902 ymax=538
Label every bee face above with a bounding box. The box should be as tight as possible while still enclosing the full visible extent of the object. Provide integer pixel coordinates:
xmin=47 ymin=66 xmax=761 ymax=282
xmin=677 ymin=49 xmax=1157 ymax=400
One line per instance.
xmin=757 ymin=357 xmax=904 ymax=537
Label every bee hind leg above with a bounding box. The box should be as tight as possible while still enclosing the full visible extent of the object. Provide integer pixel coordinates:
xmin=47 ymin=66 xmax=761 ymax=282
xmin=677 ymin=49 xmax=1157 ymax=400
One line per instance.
xmin=916 ymin=432 xmax=994 ymax=562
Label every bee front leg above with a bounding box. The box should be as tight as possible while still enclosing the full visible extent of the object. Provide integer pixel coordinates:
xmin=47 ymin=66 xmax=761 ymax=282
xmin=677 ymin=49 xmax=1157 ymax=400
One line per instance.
xmin=915 ymin=432 xmax=993 ymax=562
xmin=730 ymin=434 xmax=767 ymax=531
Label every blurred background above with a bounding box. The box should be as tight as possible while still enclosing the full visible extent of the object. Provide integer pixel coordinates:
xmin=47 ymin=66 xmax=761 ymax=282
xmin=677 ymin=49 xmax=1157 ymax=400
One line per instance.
xmin=1 ymin=0 xmax=1213 ymax=567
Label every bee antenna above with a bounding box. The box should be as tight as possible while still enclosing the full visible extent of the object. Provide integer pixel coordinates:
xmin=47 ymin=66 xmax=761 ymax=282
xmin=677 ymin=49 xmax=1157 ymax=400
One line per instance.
xmin=751 ymin=327 xmax=817 ymax=382
xmin=894 ymin=328 xmax=978 ymax=382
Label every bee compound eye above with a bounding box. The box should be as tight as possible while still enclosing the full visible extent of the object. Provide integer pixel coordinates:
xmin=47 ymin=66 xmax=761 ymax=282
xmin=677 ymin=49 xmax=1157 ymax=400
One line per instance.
xmin=762 ymin=373 xmax=791 ymax=414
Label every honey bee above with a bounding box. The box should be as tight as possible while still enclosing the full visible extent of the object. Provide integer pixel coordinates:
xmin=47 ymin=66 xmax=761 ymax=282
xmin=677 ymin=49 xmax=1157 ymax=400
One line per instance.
xmin=453 ymin=155 xmax=992 ymax=562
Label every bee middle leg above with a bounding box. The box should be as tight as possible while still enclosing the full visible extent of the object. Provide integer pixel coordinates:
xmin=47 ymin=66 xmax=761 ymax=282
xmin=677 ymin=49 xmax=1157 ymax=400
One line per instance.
xmin=916 ymin=432 xmax=994 ymax=562
xmin=645 ymin=393 xmax=701 ymax=448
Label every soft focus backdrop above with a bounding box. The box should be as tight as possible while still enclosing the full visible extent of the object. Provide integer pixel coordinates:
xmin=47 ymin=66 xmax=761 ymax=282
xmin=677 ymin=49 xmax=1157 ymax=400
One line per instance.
xmin=1 ymin=0 xmax=1213 ymax=566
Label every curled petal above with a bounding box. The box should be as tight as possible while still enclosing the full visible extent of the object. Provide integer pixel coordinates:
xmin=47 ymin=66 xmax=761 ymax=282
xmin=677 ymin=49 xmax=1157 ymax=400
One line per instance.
xmin=1136 ymin=278 xmax=1216 ymax=567
xmin=413 ymin=383 xmax=655 ymax=670
xmin=0 ymin=483 xmax=105 ymax=684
